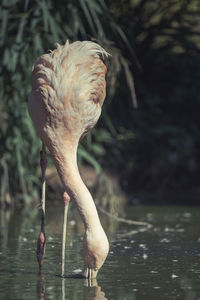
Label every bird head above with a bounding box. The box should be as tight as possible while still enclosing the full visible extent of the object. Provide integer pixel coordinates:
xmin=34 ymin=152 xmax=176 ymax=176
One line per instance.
xmin=82 ymin=227 xmax=109 ymax=279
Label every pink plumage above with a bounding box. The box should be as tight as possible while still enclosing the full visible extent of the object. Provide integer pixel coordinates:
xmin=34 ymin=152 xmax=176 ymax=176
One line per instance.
xmin=28 ymin=40 xmax=110 ymax=279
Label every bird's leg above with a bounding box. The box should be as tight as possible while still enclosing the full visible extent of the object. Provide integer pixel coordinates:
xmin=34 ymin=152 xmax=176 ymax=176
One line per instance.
xmin=61 ymin=192 xmax=70 ymax=277
xmin=61 ymin=277 xmax=66 ymax=300
xmin=37 ymin=143 xmax=47 ymax=270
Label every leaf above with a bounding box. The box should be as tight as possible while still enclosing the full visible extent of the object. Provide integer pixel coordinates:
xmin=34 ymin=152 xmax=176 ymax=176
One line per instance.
xmin=121 ymin=57 xmax=137 ymax=108
xmin=91 ymin=143 xmax=105 ymax=156
xmin=87 ymin=1 xmax=105 ymax=38
xmin=38 ymin=0 xmax=49 ymax=32
xmin=78 ymin=146 xmax=101 ymax=174
xmin=80 ymin=0 xmax=97 ymax=36
xmin=1 ymin=3 xmax=8 ymax=45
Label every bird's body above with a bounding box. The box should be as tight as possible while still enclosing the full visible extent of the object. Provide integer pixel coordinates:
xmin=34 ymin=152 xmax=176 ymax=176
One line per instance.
xmin=29 ymin=41 xmax=107 ymax=148
xmin=28 ymin=40 xmax=109 ymax=278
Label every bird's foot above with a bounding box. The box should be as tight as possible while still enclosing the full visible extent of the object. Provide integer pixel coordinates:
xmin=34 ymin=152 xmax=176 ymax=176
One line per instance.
xmin=37 ymin=231 xmax=46 ymax=268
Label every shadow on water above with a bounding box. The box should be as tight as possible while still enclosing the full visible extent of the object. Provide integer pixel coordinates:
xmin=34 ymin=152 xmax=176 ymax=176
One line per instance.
xmin=1 ymin=202 xmax=200 ymax=299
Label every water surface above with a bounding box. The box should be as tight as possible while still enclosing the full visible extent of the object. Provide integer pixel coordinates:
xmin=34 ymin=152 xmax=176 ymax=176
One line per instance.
xmin=0 ymin=204 xmax=200 ymax=299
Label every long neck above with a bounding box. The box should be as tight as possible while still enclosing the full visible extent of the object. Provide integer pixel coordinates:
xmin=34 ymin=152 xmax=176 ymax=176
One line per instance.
xmin=52 ymin=143 xmax=102 ymax=230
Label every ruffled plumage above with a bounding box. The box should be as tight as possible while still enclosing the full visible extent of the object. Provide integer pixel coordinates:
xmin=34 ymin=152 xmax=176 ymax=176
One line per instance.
xmin=28 ymin=41 xmax=109 ymax=146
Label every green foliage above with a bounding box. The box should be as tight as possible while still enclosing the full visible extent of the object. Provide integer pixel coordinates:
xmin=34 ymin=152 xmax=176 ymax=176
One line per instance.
xmin=1 ymin=0 xmax=200 ymax=206
xmin=107 ymin=0 xmax=200 ymax=197
xmin=0 ymin=0 xmax=135 ymax=206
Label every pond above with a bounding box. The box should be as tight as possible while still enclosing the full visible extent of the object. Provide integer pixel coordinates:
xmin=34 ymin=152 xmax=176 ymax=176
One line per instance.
xmin=0 ymin=203 xmax=200 ymax=300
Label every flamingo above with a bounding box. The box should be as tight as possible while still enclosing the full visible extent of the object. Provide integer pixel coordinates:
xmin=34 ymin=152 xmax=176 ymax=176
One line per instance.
xmin=28 ymin=40 xmax=110 ymax=279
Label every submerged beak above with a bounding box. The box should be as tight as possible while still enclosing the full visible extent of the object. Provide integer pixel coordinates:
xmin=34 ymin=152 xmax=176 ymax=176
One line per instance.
xmin=82 ymin=267 xmax=99 ymax=279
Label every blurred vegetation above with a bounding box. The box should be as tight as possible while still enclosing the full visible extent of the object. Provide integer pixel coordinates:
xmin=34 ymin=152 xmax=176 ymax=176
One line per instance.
xmin=0 ymin=0 xmax=135 ymax=206
xmin=106 ymin=0 xmax=200 ymax=202
xmin=0 ymin=0 xmax=200 ymax=206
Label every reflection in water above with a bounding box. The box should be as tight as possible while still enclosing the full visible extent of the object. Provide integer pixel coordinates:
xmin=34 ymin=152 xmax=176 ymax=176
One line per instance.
xmin=37 ymin=273 xmax=46 ymax=300
xmin=37 ymin=272 xmax=107 ymax=300
xmin=62 ymin=278 xmax=65 ymax=300
xmin=0 ymin=208 xmax=11 ymax=248
xmin=83 ymin=279 xmax=107 ymax=300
